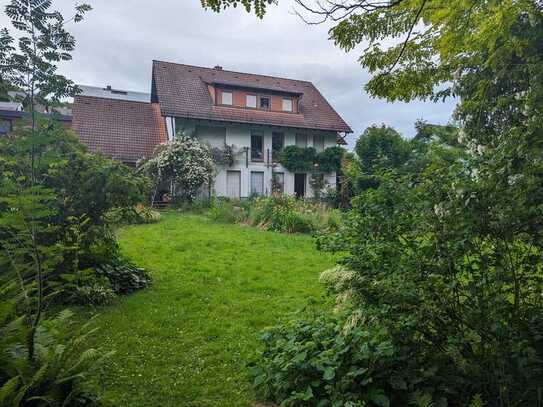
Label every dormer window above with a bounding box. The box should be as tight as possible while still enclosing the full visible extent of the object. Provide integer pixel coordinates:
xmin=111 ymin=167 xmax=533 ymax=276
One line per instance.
xmin=246 ymin=94 xmax=257 ymax=108
xmin=221 ymin=91 xmax=232 ymax=105
xmin=259 ymin=96 xmax=270 ymax=110
xmin=282 ymin=98 xmax=292 ymax=112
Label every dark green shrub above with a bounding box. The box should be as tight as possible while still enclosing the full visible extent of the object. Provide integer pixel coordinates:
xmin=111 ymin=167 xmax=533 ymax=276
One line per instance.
xmin=250 ymin=311 xmax=460 ymax=407
xmin=95 ymin=260 xmax=151 ymax=295
xmin=315 ymin=146 xmax=344 ymax=173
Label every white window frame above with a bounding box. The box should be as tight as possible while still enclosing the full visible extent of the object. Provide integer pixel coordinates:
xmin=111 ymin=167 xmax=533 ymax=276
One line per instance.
xmin=246 ymin=94 xmax=257 ymax=108
xmin=221 ymin=91 xmax=233 ymax=105
xmin=282 ymin=98 xmax=293 ymax=112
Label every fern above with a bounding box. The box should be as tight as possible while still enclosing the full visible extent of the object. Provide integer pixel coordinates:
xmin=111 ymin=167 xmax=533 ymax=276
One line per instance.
xmin=0 ymin=310 xmax=109 ymax=406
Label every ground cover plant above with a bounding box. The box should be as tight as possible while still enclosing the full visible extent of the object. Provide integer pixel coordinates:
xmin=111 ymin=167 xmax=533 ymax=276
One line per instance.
xmin=75 ymin=213 xmax=336 ymax=406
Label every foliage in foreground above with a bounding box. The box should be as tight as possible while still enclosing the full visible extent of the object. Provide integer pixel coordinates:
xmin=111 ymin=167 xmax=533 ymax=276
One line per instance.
xmin=254 ymin=144 xmax=543 ymax=406
xmin=0 ymin=119 xmax=150 ymax=307
xmin=250 ymin=309 xmax=483 ymax=407
xmin=0 ymin=310 xmax=111 ymax=407
xmin=207 ymin=195 xmax=342 ymax=234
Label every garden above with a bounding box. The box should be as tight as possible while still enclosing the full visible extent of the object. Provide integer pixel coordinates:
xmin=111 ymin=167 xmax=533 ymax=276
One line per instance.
xmin=2 ymin=0 xmax=543 ymax=407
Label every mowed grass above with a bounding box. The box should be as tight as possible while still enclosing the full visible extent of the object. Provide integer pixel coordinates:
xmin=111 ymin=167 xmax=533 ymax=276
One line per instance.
xmin=83 ymin=213 xmax=336 ymax=407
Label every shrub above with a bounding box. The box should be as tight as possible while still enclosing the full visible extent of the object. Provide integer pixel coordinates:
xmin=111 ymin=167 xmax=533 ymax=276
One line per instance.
xmin=71 ymin=279 xmax=117 ymax=306
xmin=250 ymin=311 xmax=458 ymax=407
xmin=60 ymin=269 xmax=117 ymax=306
xmin=278 ymin=146 xmax=317 ymax=172
xmin=107 ymin=204 xmax=161 ymax=225
xmin=138 ymin=134 xmax=215 ymax=203
xmin=95 ymin=260 xmax=151 ymax=295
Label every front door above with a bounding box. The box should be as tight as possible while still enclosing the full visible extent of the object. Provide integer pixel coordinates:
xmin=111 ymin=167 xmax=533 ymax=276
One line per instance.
xmin=294 ymin=173 xmax=306 ymax=198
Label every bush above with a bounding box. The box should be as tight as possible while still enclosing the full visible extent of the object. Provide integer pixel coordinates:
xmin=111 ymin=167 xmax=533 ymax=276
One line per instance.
xmin=250 ymin=311 xmax=459 ymax=407
xmin=95 ymin=260 xmax=151 ymax=295
xmin=207 ymin=198 xmax=239 ymax=223
xmin=60 ymin=269 xmax=117 ymax=306
xmin=71 ymin=279 xmax=117 ymax=306
xmin=108 ymin=204 xmax=161 ymax=225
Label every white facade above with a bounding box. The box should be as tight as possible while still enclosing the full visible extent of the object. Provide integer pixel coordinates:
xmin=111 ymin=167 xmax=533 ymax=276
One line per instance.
xmin=170 ymin=117 xmax=338 ymax=199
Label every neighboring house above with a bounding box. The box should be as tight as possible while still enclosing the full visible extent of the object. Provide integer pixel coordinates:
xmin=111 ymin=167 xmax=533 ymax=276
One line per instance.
xmin=5 ymin=61 xmax=353 ymax=199
xmin=0 ymin=101 xmax=72 ymax=135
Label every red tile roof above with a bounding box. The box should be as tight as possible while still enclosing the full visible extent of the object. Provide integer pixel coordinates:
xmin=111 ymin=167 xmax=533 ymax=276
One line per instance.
xmin=151 ymin=61 xmax=352 ymax=133
xmin=72 ymin=96 xmax=166 ymax=163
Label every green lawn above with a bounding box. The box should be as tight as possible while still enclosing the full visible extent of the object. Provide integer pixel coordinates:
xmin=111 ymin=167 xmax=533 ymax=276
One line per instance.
xmin=83 ymin=213 xmax=335 ymax=406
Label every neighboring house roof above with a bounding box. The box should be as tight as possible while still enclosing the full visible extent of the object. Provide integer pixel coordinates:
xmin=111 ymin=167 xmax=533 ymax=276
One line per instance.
xmin=78 ymin=85 xmax=150 ymax=103
xmin=0 ymin=109 xmax=72 ymax=122
xmin=0 ymin=101 xmax=23 ymax=111
xmin=151 ymin=60 xmax=353 ymax=133
xmin=72 ymin=96 xmax=166 ymax=163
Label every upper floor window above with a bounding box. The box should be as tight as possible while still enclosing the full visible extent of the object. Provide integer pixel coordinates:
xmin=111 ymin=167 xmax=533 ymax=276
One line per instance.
xmin=259 ymin=96 xmax=270 ymax=110
xmin=295 ymin=133 xmax=307 ymax=148
xmin=272 ymin=132 xmax=284 ymax=161
xmin=221 ymin=91 xmax=232 ymax=105
xmin=246 ymin=94 xmax=257 ymax=108
xmin=313 ymin=134 xmax=325 ymax=152
xmin=251 ymin=134 xmax=264 ymax=161
xmin=282 ymin=98 xmax=292 ymax=112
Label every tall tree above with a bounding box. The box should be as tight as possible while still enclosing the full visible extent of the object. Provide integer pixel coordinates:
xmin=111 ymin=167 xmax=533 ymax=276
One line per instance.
xmin=0 ymin=0 xmax=91 ymax=360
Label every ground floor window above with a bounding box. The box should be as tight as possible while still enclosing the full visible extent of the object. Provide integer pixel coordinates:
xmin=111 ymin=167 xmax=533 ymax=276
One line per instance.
xmin=250 ymin=171 xmax=265 ymax=196
xmin=226 ymin=170 xmax=241 ymax=199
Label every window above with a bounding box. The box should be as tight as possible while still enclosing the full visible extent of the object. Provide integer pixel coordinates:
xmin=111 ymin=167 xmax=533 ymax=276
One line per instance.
xmin=195 ymin=125 xmax=226 ymax=148
xmin=282 ymin=98 xmax=293 ymax=112
xmin=246 ymin=94 xmax=257 ymax=108
xmin=272 ymin=132 xmax=284 ymax=161
xmin=221 ymin=91 xmax=232 ymax=105
xmin=295 ymin=134 xmax=307 ymax=148
xmin=259 ymin=96 xmax=270 ymax=110
xmin=251 ymin=134 xmax=264 ymax=161
xmin=227 ymin=170 xmax=241 ymax=199
xmin=272 ymin=172 xmax=284 ymax=194
xmin=250 ymin=171 xmax=265 ymax=196
xmin=313 ymin=134 xmax=325 ymax=152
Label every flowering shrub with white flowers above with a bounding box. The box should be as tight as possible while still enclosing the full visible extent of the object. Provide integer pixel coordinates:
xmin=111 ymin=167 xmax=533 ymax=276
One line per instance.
xmin=139 ymin=134 xmax=215 ymax=202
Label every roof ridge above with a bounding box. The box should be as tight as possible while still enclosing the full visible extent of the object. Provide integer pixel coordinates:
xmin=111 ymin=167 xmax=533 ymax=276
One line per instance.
xmin=78 ymin=84 xmax=150 ymax=94
xmin=75 ymin=94 xmax=152 ymax=105
xmin=152 ymin=59 xmax=314 ymax=85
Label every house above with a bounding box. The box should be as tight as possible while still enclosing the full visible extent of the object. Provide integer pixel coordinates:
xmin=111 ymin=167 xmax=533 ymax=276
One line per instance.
xmin=49 ymin=61 xmax=354 ymax=199
xmin=0 ymin=101 xmax=72 ymax=135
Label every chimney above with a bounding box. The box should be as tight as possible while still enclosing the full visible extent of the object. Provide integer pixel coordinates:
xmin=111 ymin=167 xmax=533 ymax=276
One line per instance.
xmin=213 ymin=65 xmax=223 ymax=70
xmin=105 ymin=85 xmax=112 ymax=91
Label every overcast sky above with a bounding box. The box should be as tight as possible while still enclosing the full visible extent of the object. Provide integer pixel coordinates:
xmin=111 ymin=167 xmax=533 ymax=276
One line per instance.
xmin=1 ymin=0 xmax=456 ymax=148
